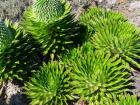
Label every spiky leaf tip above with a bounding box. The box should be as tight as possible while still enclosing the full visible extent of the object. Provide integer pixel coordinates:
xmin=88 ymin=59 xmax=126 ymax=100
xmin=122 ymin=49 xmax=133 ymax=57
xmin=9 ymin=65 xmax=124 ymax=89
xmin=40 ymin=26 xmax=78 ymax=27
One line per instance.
xmin=25 ymin=61 xmax=74 ymax=105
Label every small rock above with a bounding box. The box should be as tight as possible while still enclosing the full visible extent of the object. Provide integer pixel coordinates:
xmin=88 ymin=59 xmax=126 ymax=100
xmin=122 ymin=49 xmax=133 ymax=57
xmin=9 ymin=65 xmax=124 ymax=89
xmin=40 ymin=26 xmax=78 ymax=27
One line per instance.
xmin=129 ymin=1 xmax=140 ymax=10
xmin=0 ymin=80 xmax=28 ymax=105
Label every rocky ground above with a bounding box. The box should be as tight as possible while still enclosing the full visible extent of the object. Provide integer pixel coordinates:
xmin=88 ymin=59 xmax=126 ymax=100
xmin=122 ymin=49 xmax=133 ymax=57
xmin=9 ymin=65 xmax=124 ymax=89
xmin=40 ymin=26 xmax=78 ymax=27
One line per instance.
xmin=1 ymin=0 xmax=140 ymax=105
xmin=0 ymin=0 xmax=32 ymax=21
xmin=112 ymin=1 xmax=140 ymax=27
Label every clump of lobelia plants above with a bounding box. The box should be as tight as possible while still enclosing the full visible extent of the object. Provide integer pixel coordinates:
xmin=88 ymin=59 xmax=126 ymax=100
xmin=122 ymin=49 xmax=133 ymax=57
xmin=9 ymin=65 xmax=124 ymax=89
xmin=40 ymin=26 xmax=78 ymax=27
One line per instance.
xmin=0 ymin=0 xmax=140 ymax=105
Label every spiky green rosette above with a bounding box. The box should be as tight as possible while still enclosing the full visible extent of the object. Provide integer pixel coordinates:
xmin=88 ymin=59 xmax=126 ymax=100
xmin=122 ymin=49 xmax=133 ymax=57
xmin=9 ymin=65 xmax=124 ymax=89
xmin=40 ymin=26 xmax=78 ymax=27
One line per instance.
xmin=80 ymin=7 xmax=127 ymax=38
xmin=69 ymin=49 xmax=131 ymax=104
xmin=0 ymin=20 xmax=44 ymax=81
xmin=21 ymin=0 xmax=84 ymax=60
xmin=91 ymin=18 xmax=140 ymax=69
xmin=80 ymin=7 xmax=140 ymax=69
xmin=25 ymin=61 xmax=73 ymax=105
xmin=0 ymin=30 xmax=44 ymax=81
xmin=33 ymin=0 xmax=64 ymax=23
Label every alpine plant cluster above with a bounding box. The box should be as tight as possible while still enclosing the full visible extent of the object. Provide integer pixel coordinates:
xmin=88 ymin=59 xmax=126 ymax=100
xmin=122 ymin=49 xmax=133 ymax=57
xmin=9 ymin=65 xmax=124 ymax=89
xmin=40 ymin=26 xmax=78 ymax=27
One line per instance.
xmin=0 ymin=0 xmax=140 ymax=105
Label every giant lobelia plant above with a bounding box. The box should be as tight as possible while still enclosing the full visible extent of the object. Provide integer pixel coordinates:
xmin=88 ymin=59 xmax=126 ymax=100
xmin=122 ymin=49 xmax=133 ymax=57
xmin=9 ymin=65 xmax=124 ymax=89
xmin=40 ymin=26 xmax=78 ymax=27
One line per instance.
xmin=80 ymin=7 xmax=140 ymax=69
xmin=0 ymin=19 xmax=15 ymax=81
xmin=91 ymin=18 xmax=140 ymax=69
xmin=21 ymin=0 xmax=85 ymax=60
xmin=0 ymin=19 xmax=43 ymax=81
xmin=68 ymin=47 xmax=132 ymax=104
xmin=79 ymin=7 xmax=127 ymax=40
xmin=25 ymin=61 xmax=74 ymax=105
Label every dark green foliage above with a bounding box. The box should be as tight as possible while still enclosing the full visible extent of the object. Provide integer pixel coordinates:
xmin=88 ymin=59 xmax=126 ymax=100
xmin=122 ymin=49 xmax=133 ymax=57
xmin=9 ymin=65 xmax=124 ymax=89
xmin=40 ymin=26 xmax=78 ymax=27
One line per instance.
xmin=0 ymin=20 xmax=15 ymax=80
xmin=0 ymin=20 xmax=44 ymax=81
xmin=0 ymin=32 xmax=43 ymax=81
xmin=25 ymin=61 xmax=73 ymax=105
xmin=0 ymin=20 xmax=13 ymax=54
xmin=21 ymin=4 xmax=85 ymax=60
xmin=68 ymin=49 xmax=131 ymax=104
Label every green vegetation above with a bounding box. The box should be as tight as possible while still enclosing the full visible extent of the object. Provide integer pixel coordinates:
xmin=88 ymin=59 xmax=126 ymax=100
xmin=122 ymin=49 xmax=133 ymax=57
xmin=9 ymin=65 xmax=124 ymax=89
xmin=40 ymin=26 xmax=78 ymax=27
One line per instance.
xmin=25 ymin=62 xmax=73 ymax=105
xmin=69 ymin=48 xmax=131 ymax=104
xmin=21 ymin=0 xmax=84 ymax=60
xmin=80 ymin=7 xmax=140 ymax=69
xmin=0 ymin=0 xmax=140 ymax=105
xmin=32 ymin=0 xmax=65 ymax=23
xmin=0 ymin=20 xmax=43 ymax=81
xmin=113 ymin=94 xmax=140 ymax=105
xmin=0 ymin=19 xmax=13 ymax=54
xmin=80 ymin=7 xmax=127 ymax=37
xmin=101 ymin=94 xmax=140 ymax=105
